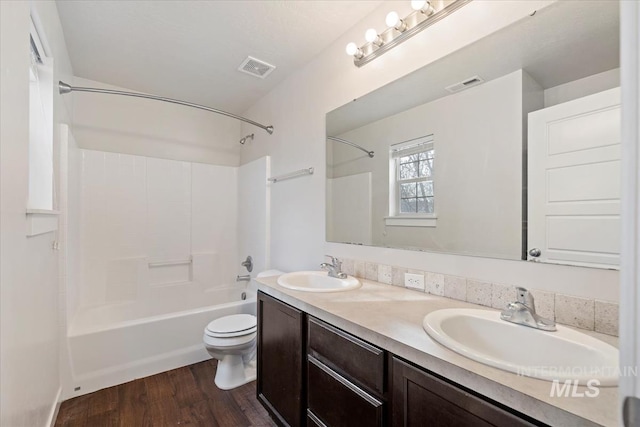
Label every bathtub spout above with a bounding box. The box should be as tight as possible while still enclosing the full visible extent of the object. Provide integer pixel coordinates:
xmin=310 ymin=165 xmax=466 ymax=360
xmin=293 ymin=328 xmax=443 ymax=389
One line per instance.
xmin=236 ymin=274 xmax=250 ymax=282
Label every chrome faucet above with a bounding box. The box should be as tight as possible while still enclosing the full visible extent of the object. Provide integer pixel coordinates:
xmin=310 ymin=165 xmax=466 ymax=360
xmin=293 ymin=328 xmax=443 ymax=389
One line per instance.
xmin=320 ymin=255 xmax=347 ymax=279
xmin=500 ymin=287 xmax=556 ymax=331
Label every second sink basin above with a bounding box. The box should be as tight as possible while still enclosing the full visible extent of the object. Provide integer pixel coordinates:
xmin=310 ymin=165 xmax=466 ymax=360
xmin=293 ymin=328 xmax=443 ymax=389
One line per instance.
xmin=277 ymin=271 xmax=361 ymax=293
xmin=423 ymin=308 xmax=619 ymax=385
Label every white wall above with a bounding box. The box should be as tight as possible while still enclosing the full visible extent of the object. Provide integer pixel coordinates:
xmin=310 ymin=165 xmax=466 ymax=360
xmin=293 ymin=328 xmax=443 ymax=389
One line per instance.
xmin=0 ymin=1 xmax=74 ymax=425
xmin=77 ymin=150 xmax=238 ymax=309
xmin=71 ymin=77 xmax=243 ymax=166
xmin=544 ymin=68 xmax=620 ymax=107
xmin=239 ymin=0 xmax=618 ymax=302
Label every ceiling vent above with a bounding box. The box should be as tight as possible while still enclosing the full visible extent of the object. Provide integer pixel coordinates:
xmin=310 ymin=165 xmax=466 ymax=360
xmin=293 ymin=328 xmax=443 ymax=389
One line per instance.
xmin=237 ymin=56 xmax=276 ymax=79
xmin=445 ymin=76 xmax=485 ymax=93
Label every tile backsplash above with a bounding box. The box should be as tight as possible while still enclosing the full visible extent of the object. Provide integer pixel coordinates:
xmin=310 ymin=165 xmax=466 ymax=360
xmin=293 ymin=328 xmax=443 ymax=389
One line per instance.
xmin=341 ymin=258 xmax=619 ymax=337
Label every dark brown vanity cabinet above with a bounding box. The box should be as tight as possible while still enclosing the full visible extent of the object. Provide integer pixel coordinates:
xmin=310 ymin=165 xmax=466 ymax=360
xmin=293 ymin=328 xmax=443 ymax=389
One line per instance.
xmin=391 ymin=357 xmax=540 ymax=427
xmin=257 ymin=292 xmax=306 ymax=427
xmin=307 ymin=317 xmax=387 ymax=427
xmin=257 ymin=293 xmax=544 ymax=427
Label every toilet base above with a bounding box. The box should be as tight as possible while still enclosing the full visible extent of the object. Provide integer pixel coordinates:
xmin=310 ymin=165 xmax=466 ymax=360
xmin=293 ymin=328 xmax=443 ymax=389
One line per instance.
xmin=214 ymin=355 xmax=257 ymax=390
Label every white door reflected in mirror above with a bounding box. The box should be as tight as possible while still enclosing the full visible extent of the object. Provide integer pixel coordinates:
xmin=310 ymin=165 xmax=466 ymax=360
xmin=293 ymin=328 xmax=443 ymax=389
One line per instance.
xmin=528 ymin=88 xmax=621 ymax=269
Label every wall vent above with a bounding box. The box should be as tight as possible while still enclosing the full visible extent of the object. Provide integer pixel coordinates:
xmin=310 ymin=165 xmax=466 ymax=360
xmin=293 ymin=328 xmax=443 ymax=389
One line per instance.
xmin=237 ymin=56 xmax=276 ymax=79
xmin=445 ymin=75 xmax=485 ymax=93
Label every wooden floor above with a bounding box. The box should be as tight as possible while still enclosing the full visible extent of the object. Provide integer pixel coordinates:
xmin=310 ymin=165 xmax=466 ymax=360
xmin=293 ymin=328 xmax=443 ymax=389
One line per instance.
xmin=54 ymin=359 xmax=276 ymax=427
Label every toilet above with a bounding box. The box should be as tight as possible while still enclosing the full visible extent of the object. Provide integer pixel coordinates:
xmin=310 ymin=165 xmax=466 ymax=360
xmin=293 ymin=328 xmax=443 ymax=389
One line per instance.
xmin=202 ymin=270 xmax=283 ymax=390
xmin=203 ymin=313 xmax=257 ymax=390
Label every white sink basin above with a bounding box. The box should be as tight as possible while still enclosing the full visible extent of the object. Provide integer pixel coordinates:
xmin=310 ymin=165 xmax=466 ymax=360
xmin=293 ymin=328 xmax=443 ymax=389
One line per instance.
xmin=423 ymin=308 xmax=619 ymax=385
xmin=277 ymin=271 xmax=361 ymax=293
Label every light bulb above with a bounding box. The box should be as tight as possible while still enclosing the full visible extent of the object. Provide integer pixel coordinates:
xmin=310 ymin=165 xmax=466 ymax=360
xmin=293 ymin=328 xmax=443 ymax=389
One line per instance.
xmin=365 ymin=28 xmax=378 ymax=43
xmin=411 ymin=0 xmax=427 ymax=10
xmin=386 ymin=11 xmax=400 ymax=27
xmin=386 ymin=11 xmax=407 ymax=32
xmin=345 ymin=42 xmax=363 ymax=59
xmin=411 ymin=0 xmax=434 ymax=15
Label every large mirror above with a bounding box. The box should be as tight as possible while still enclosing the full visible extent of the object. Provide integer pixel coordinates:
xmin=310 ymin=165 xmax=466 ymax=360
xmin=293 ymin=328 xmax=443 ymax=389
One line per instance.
xmin=326 ymin=1 xmax=620 ymax=269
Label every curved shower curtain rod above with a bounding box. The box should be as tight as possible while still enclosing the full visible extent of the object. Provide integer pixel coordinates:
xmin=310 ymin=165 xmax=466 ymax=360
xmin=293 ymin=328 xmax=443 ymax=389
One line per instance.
xmin=58 ymin=81 xmax=274 ymax=135
xmin=327 ymin=136 xmax=374 ymax=158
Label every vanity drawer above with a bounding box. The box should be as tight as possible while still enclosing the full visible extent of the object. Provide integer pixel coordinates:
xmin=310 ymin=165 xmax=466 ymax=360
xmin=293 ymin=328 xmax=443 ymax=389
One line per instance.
xmin=308 ymin=316 xmax=385 ymax=395
xmin=308 ymin=356 xmax=384 ymax=427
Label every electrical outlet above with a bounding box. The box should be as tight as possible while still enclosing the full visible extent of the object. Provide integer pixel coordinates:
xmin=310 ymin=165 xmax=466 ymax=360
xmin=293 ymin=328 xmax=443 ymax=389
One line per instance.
xmin=404 ymin=273 xmax=425 ymax=291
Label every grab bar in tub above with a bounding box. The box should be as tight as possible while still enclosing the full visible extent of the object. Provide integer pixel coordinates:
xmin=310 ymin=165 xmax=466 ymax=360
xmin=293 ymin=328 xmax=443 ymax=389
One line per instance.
xmin=148 ymin=257 xmax=192 ymax=267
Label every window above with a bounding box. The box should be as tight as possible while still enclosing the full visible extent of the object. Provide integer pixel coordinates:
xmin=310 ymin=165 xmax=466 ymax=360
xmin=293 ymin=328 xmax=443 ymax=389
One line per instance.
xmin=25 ymin=15 xmax=58 ymax=236
xmin=387 ymin=135 xmax=436 ymax=227
xmin=28 ymin=17 xmax=54 ymax=211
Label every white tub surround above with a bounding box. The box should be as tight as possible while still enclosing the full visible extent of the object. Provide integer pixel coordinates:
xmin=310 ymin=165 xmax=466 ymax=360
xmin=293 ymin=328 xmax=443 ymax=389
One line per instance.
xmin=58 ymin=148 xmax=248 ymax=397
xmin=76 ymin=150 xmax=239 ymax=308
xmin=65 ymin=286 xmax=255 ymax=398
xmin=257 ymin=275 xmax=618 ymax=427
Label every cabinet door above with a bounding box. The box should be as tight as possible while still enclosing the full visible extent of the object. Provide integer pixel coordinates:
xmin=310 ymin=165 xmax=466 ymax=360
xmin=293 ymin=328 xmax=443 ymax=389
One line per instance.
xmin=257 ymin=292 xmax=305 ymax=427
xmin=392 ymin=358 xmax=539 ymax=427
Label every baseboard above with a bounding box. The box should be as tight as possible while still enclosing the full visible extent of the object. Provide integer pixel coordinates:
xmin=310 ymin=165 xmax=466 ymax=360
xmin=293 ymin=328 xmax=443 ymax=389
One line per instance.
xmin=46 ymin=387 xmax=62 ymax=427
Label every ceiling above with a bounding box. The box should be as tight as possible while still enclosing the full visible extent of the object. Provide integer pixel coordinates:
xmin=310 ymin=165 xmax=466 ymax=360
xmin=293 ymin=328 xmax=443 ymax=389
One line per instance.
xmin=56 ymin=0 xmax=382 ymax=115
xmin=327 ymin=0 xmax=620 ymax=135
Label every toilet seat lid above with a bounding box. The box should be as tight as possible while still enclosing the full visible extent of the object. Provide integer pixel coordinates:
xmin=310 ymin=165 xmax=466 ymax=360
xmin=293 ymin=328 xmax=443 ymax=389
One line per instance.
xmin=205 ymin=314 xmax=257 ymax=338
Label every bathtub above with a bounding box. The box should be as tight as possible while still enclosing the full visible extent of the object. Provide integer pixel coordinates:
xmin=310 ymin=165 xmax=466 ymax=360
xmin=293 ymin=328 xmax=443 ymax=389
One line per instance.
xmin=65 ymin=284 xmax=256 ymax=397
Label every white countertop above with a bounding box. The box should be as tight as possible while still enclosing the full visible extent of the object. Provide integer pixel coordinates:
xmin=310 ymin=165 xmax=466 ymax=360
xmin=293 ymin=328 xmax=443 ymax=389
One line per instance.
xmin=256 ymin=275 xmax=619 ymax=427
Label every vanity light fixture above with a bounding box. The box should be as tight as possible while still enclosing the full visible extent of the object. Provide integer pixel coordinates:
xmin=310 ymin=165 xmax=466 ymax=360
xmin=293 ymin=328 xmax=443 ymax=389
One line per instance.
xmin=345 ymin=0 xmax=470 ymax=67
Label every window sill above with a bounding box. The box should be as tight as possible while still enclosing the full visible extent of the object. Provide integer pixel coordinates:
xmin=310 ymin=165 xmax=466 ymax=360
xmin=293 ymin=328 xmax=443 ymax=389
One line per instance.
xmin=384 ymin=216 xmax=437 ymax=227
xmin=26 ymin=209 xmax=59 ymax=237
